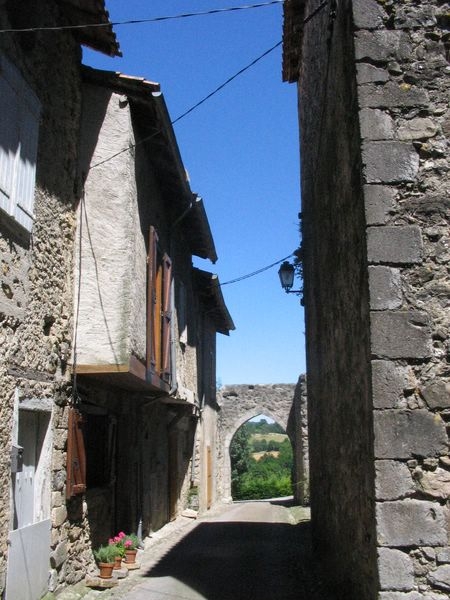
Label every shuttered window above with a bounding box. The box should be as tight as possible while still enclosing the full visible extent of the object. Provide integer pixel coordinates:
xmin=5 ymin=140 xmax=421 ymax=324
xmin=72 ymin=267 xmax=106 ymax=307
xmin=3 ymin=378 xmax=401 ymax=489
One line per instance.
xmin=147 ymin=226 xmax=173 ymax=385
xmin=0 ymin=53 xmax=40 ymax=232
xmin=66 ymin=407 xmax=86 ymax=499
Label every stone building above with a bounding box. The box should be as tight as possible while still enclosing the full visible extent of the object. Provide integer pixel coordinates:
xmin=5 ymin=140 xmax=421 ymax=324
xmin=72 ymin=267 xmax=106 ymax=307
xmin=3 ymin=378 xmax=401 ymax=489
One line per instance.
xmin=0 ymin=3 xmax=233 ymax=599
xmin=283 ymin=0 xmax=450 ymax=598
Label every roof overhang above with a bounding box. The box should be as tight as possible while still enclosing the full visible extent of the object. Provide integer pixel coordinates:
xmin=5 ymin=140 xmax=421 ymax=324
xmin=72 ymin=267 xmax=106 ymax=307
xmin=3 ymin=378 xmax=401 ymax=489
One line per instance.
xmin=59 ymin=0 xmax=121 ymax=57
xmin=193 ymin=268 xmax=235 ymax=335
xmin=183 ymin=196 xmax=217 ymax=263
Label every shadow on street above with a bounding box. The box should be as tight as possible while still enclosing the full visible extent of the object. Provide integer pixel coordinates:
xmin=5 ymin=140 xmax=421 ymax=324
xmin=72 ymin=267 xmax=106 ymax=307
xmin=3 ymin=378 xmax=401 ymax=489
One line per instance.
xmin=143 ymin=520 xmax=328 ymax=599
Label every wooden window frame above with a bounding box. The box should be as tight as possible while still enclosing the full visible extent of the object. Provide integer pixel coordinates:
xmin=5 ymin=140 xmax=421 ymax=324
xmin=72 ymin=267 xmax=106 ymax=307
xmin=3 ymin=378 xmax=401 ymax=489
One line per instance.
xmin=147 ymin=226 xmax=173 ymax=387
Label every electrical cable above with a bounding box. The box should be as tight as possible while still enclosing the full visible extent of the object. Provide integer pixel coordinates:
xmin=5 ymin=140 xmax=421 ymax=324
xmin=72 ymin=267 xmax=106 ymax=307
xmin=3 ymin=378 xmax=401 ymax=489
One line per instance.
xmin=217 ymin=253 xmax=294 ymax=287
xmin=0 ymin=1 xmax=284 ymax=34
xmin=91 ymin=40 xmax=281 ymax=169
xmin=88 ymin=2 xmax=330 ymax=170
xmin=171 ymin=41 xmax=282 ymax=125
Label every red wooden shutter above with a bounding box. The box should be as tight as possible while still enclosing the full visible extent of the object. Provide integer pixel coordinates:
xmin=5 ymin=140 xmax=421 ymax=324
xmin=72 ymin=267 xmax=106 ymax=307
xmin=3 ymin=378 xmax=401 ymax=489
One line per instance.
xmin=147 ymin=226 xmax=158 ymax=373
xmin=161 ymin=254 xmax=172 ymax=382
xmin=66 ymin=407 xmax=86 ymax=498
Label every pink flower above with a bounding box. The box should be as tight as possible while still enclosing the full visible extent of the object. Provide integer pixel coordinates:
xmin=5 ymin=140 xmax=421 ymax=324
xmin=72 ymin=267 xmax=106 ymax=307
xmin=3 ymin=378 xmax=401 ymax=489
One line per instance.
xmin=118 ymin=532 xmax=126 ymax=539
xmin=108 ymin=538 xmax=114 ymax=545
xmin=124 ymin=540 xmax=132 ymax=548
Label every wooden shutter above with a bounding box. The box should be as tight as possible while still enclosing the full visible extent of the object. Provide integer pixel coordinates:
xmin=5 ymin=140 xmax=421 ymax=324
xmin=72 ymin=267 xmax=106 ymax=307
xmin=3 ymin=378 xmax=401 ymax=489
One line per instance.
xmin=161 ymin=254 xmax=172 ymax=382
xmin=15 ymin=102 xmax=40 ymax=231
xmin=0 ymin=74 xmax=18 ymax=214
xmin=0 ymin=52 xmax=40 ymax=231
xmin=147 ymin=226 xmax=158 ymax=372
xmin=66 ymin=407 xmax=86 ymax=499
xmin=147 ymin=226 xmax=173 ymax=385
xmin=154 ymin=261 xmax=163 ymax=374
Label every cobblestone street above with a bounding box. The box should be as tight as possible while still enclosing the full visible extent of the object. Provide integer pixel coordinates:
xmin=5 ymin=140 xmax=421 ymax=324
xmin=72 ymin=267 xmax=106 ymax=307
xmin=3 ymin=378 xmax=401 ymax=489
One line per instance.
xmin=54 ymin=501 xmax=331 ymax=600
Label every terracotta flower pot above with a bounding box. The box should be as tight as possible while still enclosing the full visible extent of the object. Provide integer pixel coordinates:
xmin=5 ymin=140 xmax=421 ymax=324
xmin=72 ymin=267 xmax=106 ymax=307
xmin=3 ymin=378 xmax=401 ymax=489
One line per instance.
xmin=98 ymin=562 xmax=115 ymax=579
xmin=113 ymin=555 xmax=123 ymax=570
xmin=124 ymin=549 xmax=137 ymax=565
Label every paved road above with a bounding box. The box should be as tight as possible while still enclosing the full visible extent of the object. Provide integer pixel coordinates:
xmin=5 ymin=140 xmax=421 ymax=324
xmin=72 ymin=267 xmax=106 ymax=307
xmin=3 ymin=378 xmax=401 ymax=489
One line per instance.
xmin=118 ymin=501 xmax=329 ymax=600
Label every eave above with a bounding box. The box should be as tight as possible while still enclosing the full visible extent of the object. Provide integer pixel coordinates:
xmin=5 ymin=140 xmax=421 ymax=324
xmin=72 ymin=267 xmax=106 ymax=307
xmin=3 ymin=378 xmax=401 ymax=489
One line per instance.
xmin=193 ymin=268 xmax=235 ymax=336
xmin=184 ymin=196 xmax=217 ymax=264
xmin=58 ymin=0 xmax=121 ymax=57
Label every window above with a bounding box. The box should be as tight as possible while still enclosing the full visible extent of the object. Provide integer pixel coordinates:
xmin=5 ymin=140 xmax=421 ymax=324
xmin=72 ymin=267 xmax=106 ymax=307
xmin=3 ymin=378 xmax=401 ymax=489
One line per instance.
xmin=147 ymin=226 xmax=172 ymax=385
xmin=0 ymin=53 xmax=40 ymax=232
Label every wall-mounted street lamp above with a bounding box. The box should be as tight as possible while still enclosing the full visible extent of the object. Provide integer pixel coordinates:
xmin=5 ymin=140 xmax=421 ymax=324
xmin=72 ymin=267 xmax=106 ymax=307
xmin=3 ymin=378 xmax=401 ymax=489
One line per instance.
xmin=278 ymin=261 xmax=302 ymax=295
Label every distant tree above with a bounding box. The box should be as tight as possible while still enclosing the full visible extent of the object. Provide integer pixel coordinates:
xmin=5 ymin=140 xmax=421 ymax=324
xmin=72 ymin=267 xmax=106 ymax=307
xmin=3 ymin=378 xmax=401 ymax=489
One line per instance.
xmin=278 ymin=439 xmax=293 ymax=470
xmin=230 ymin=427 xmax=251 ymax=496
xmin=267 ymin=440 xmax=280 ymax=452
xmin=252 ymin=439 xmax=268 ymax=452
xmin=270 ymin=422 xmax=285 ymax=434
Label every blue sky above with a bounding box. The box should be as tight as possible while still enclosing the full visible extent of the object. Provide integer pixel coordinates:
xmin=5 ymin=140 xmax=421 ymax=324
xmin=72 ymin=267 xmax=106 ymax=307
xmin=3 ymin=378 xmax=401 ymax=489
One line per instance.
xmin=84 ymin=1 xmax=305 ymax=384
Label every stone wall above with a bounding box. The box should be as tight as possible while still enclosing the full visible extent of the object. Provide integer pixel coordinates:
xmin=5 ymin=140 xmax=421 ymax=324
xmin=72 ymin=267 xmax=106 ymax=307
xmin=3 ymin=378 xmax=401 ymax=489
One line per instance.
xmin=284 ymin=0 xmax=450 ymax=597
xmin=355 ymin=1 xmax=450 ymax=598
xmin=0 ymin=1 xmax=82 ymax=593
xmin=291 ymin=0 xmax=378 ymax=596
xmin=216 ymin=380 xmax=308 ymax=504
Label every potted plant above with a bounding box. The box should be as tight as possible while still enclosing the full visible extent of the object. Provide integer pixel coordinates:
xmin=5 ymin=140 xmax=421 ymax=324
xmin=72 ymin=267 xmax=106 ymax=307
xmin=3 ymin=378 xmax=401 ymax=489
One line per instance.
xmin=94 ymin=544 xmax=121 ymax=579
xmin=109 ymin=532 xmax=126 ymax=569
xmin=123 ymin=533 xmax=139 ymax=565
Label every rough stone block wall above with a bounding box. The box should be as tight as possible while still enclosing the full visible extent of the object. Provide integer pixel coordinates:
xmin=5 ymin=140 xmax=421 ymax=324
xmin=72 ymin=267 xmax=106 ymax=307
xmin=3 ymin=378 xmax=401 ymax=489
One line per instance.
xmin=355 ymin=0 xmax=450 ymax=597
xmin=0 ymin=2 xmax=83 ymax=593
xmin=290 ymin=0 xmax=449 ymax=597
xmin=295 ymin=0 xmax=378 ymax=597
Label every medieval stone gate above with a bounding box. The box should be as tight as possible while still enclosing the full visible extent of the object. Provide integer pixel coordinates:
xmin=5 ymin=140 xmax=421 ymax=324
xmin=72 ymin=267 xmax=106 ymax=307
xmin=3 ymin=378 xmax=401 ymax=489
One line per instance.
xmin=215 ymin=378 xmax=308 ymax=504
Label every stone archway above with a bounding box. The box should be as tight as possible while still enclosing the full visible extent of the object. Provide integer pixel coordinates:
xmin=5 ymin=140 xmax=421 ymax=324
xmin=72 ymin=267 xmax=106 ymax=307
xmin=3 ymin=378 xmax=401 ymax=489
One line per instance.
xmin=216 ymin=377 xmax=308 ymax=504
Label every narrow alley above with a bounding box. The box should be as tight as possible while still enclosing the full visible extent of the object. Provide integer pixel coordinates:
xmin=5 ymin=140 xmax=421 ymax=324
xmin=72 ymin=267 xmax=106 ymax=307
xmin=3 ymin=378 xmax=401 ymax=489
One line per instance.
xmin=58 ymin=501 xmax=331 ymax=600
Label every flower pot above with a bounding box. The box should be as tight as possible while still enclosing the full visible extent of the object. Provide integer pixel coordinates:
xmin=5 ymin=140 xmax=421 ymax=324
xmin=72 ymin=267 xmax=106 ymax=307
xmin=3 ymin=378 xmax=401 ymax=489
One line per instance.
xmin=113 ymin=555 xmax=123 ymax=570
xmin=98 ymin=562 xmax=115 ymax=579
xmin=124 ymin=549 xmax=137 ymax=565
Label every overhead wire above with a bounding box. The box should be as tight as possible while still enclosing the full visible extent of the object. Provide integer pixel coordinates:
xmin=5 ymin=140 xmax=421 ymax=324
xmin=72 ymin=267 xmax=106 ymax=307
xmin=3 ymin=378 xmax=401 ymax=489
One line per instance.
xmin=0 ymin=1 xmax=284 ymax=34
xmin=90 ymin=40 xmax=282 ymax=169
xmin=88 ymin=0 xmax=330 ymax=170
xmin=217 ymin=253 xmax=294 ymax=287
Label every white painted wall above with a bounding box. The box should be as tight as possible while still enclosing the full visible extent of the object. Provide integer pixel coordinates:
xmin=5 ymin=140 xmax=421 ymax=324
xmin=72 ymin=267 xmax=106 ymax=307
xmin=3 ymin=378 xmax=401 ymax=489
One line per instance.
xmin=76 ymin=86 xmax=139 ymax=366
